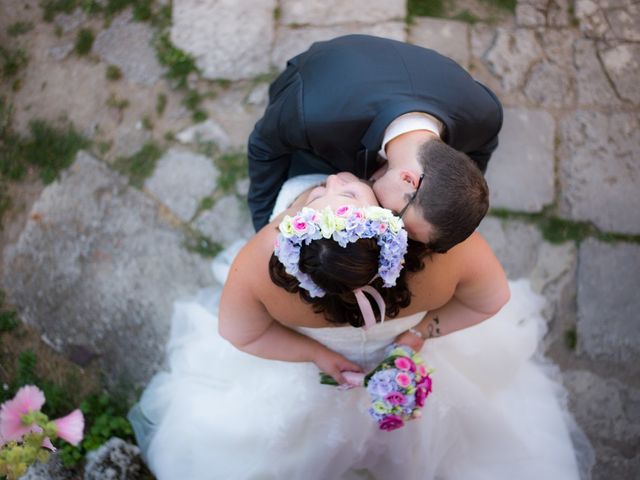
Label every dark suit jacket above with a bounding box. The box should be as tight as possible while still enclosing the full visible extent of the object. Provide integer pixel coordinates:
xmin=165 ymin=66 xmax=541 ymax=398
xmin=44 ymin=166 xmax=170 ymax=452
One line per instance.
xmin=248 ymin=34 xmax=503 ymax=230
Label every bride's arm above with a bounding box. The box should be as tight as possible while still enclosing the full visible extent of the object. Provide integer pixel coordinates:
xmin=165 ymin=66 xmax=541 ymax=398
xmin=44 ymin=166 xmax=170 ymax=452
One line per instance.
xmin=396 ymin=232 xmax=510 ymax=350
xmin=218 ymin=244 xmax=362 ymax=384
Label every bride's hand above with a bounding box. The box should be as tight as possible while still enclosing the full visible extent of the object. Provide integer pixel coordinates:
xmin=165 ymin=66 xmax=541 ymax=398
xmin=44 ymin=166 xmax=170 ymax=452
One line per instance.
xmin=394 ymin=330 xmax=425 ymax=352
xmin=313 ymin=348 xmax=363 ymax=385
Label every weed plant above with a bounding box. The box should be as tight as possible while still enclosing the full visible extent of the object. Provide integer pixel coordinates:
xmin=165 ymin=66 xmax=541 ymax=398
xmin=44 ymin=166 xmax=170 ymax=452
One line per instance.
xmin=113 ymin=142 xmax=162 ymax=187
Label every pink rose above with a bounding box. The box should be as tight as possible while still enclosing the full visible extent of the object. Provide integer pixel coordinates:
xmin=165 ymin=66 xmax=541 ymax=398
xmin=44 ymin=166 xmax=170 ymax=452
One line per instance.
xmin=336 ymin=205 xmax=352 ymax=217
xmin=292 ymin=217 xmax=308 ymax=233
xmin=378 ymin=223 xmax=387 ymax=233
xmin=379 ymin=415 xmax=404 ymax=431
xmin=395 ymin=372 xmax=411 ymax=388
xmin=384 ymin=392 xmax=406 ymax=406
xmin=353 ymin=211 xmax=364 ymax=220
xmin=416 ymin=364 xmax=428 ymax=377
xmin=394 ymin=357 xmax=415 ymax=372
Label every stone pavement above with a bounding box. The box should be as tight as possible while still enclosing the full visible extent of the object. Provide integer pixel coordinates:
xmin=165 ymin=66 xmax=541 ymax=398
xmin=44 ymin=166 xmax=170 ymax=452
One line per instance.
xmin=1 ymin=0 xmax=639 ymax=478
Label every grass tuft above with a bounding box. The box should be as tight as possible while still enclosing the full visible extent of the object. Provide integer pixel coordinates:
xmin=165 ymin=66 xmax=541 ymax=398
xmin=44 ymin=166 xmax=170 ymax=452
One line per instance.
xmin=7 ymin=21 xmax=34 ymax=36
xmin=0 ymin=46 xmax=28 ymax=79
xmin=106 ymin=64 xmax=123 ymax=81
xmin=74 ymin=28 xmax=94 ymax=56
xmin=113 ymin=142 xmax=162 ymax=187
xmin=214 ymin=152 xmax=248 ymax=195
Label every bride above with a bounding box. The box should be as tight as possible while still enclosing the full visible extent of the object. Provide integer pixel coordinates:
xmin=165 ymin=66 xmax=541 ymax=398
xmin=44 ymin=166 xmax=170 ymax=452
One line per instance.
xmin=129 ymin=173 xmax=593 ymax=479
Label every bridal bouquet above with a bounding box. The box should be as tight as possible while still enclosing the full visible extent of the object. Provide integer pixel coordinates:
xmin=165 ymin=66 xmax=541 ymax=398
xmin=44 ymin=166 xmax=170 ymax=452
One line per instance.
xmin=320 ymin=344 xmax=433 ymax=431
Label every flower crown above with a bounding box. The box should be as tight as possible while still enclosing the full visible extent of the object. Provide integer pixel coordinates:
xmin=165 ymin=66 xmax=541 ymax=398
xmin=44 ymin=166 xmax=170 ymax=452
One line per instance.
xmin=274 ymin=205 xmax=409 ymax=298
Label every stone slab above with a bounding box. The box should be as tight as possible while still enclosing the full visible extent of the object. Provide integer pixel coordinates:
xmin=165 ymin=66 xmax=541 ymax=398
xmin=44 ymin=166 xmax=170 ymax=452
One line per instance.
xmin=477 ymin=217 xmax=543 ymax=280
xmin=484 ymin=28 xmax=543 ymax=92
xmin=171 ymin=0 xmax=276 ymax=80
xmin=176 ymin=119 xmax=232 ymax=151
xmin=279 ymin=0 xmax=405 ymax=26
xmin=573 ymin=39 xmax=622 ymax=107
xmin=93 ymin=11 xmax=165 ymax=86
xmin=84 ymin=437 xmax=145 ymax=480
xmin=486 ymin=108 xmax=555 ymax=212
xmin=559 ymin=111 xmax=640 ymax=234
xmin=408 ymin=17 xmax=470 ymax=69
xmin=271 ymin=23 xmax=406 ymax=71
xmin=145 ymin=148 xmax=219 ymax=222
xmin=2 ymin=153 xmax=213 ymax=388
xmin=564 ymin=369 xmax=640 ymax=455
xmin=576 ymin=239 xmax=640 ymax=364
xmin=599 ymin=43 xmax=640 ymax=106
xmin=193 ymin=195 xmax=254 ymax=247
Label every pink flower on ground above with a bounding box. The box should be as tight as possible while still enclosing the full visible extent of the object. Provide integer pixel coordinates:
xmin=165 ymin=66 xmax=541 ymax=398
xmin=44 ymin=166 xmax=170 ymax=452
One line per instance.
xmin=394 ymin=357 xmax=415 ymax=372
xmin=379 ymin=415 xmax=404 ymax=431
xmin=52 ymin=409 xmax=84 ymax=446
xmin=385 ymin=392 xmax=406 ymax=406
xmin=395 ymin=372 xmax=411 ymax=388
xmin=0 ymin=385 xmax=45 ymax=441
xmin=42 ymin=436 xmax=57 ymax=451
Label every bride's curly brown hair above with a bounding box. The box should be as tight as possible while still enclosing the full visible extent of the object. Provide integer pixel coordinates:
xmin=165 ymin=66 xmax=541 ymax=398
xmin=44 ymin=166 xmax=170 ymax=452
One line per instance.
xmin=269 ymin=238 xmax=429 ymax=327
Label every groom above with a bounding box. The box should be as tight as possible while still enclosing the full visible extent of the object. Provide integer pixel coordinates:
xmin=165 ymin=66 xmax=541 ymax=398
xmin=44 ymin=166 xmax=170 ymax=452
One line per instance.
xmin=248 ymin=35 xmax=503 ymax=253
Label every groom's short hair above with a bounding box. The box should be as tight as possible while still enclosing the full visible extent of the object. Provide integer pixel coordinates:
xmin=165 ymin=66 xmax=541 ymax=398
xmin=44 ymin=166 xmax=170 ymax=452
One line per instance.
xmin=415 ymin=140 xmax=489 ymax=253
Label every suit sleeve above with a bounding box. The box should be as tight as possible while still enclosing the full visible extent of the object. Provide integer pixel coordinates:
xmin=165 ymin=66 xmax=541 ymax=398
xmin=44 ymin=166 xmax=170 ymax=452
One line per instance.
xmin=466 ymin=134 xmax=498 ymax=174
xmin=247 ymin=66 xmax=309 ymax=231
xmin=466 ymin=83 xmax=503 ymax=173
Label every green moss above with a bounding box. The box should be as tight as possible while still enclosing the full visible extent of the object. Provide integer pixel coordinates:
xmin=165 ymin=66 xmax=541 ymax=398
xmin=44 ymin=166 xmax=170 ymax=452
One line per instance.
xmin=20 ymin=120 xmax=90 ymax=184
xmin=41 ymin=0 xmax=78 ymax=22
xmin=185 ymin=234 xmax=223 ymax=258
xmin=480 ymin=0 xmax=517 ymax=12
xmin=191 ymin=109 xmax=207 ymax=123
xmin=154 ymin=33 xmax=198 ymax=88
xmin=182 ymin=89 xmax=202 ymax=110
xmin=538 ymin=217 xmax=593 ymax=244
xmin=113 ymin=142 xmax=162 ymax=187
xmin=74 ymin=28 xmax=94 ymax=56
xmin=155 ymin=92 xmax=167 ymax=116
xmin=106 ymin=94 xmax=129 ymax=110
xmin=214 ymin=152 xmax=248 ymax=195
xmin=141 ymin=115 xmax=153 ymax=130
xmin=0 ymin=187 xmax=12 ymax=232
xmin=199 ymin=196 xmax=215 ymax=211
xmin=273 ymin=6 xmax=281 ymax=21
xmin=0 ymin=46 xmax=28 ymax=79
xmin=488 ymin=208 xmax=640 ymax=246
xmin=7 ymin=21 xmax=35 ymax=36
xmin=451 ymin=10 xmax=480 ymax=24
xmin=105 ymin=64 xmax=123 ymax=81
xmin=0 ymin=291 xmax=19 ymax=332
xmin=564 ymin=328 xmax=577 ymax=350
xmin=407 ymin=0 xmax=445 ymax=19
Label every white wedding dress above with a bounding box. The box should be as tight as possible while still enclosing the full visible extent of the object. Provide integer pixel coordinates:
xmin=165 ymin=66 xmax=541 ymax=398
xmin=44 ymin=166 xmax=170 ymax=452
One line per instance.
xmin=128 ymin=175 xmax=594 ymax=480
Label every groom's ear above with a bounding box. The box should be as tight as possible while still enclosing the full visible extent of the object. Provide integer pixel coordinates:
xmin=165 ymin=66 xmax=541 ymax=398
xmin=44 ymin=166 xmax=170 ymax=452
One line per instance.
xmin=399 ymin=170 xmax=421 ymax=189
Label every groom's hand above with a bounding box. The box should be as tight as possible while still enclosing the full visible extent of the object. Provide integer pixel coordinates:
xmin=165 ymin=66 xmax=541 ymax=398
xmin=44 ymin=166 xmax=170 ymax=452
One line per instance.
xmin=313 ymin=348 xmax=363 ymax=385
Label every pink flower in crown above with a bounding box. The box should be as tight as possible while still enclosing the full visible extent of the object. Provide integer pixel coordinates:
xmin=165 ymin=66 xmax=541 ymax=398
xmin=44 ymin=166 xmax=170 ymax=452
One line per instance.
xmin=0 ymin=385 xmax=45 ymax=441
xmin=394 ymin=357 xmax=415 ymax=372
xmin=379 ymin=414 xmax=404 ymax=431
xmin=395 ymin=372 xmax=411 ymax=388
xmin=378 ymin=223 xmax=387 ymax=233
xmin=385 ymin=392 xmax=406 ymax=406
xmin=292 ymin=216 xmax=309 ymax=234
xmin=52 ymin=409 xmax=84 ymax=446
xmin=335 ymin=205 xmax=352 ymax=217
